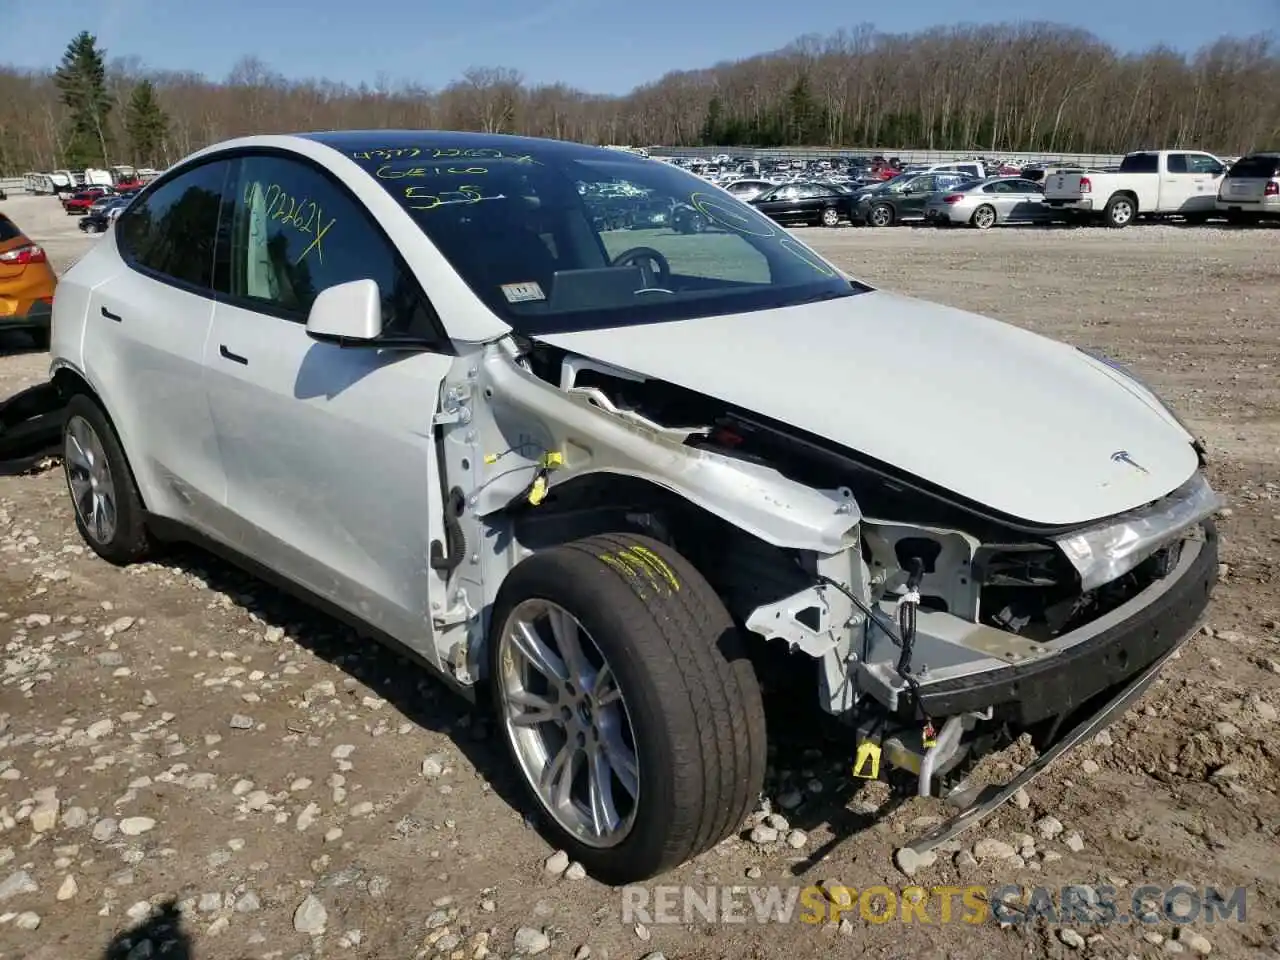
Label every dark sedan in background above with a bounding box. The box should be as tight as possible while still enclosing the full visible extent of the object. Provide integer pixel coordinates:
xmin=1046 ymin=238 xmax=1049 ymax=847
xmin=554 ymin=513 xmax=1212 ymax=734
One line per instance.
xmin=748 ymin=180 xmax=855 ymax=227
xmin=853 ymin=171 xmax=980 ymax=226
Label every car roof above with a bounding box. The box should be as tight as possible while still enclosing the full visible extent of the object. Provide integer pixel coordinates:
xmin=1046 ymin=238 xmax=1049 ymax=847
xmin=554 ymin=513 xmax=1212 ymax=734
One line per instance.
xmin=300 ymin=129 xmax=641 ymax=166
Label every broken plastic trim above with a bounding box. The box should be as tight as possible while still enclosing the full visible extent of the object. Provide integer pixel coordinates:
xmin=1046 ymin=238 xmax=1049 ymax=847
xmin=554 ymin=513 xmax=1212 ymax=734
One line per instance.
xmin=1053 ymin=470 xmax=1223 ymax=592
xmin=903 ymin=619 xmax=1197 ymax=856
xmin=0 ymin=381 xmax=65 ymax=467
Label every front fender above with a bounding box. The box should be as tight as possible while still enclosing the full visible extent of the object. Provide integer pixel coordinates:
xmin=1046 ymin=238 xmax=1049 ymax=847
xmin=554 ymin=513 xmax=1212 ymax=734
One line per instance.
xmin=476 ymin=342 xmax=860 ymax=555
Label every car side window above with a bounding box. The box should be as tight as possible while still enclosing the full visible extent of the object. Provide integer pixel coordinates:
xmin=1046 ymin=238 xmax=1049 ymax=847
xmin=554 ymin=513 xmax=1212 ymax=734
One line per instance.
xmin=117 ymin=160 xmax=229 ymax=291
xmin=983 ymin=181 xmax=1012 ymax=194
xmin=794 ymin=184 xmax=829 ymax=199
xmin=1187 ymin=154 xmax=1223 ymax=175
xmin=1013 ymin=180 xmax=1045 ymax=193
xmin=216 ymin=154 xmax=441 ymax=340
xmin=1166 ymin=154 xmax=1192 ymax=174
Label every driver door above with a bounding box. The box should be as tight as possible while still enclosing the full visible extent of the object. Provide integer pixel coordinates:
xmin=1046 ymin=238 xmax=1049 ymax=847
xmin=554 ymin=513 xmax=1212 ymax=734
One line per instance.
xmin=204 ymin=151 xmax=456 ymax=662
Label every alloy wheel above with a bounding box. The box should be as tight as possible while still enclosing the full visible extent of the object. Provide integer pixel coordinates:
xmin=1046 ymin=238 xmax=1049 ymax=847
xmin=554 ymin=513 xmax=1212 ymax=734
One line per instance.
xmin=64 ymin=414 xmax=118 ymax=544
xmin=497 ymin=598 xmax=640 ymax=848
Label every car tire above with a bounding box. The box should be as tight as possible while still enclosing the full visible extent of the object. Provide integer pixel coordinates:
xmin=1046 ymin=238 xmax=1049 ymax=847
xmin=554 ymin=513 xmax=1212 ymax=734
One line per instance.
xmin=868 ymin=203 xmax=894 ymax=227
xmin=489 ymin=531 xmax=767 ymax=885
xmin=820 ymin=206 xmax=841 ymax=227
xmin=970 ymin=205 xmax=997 ymax=230
xmin=29 ymin=327 xmax=49 ymax=350
xmin=1103 ymin=195 xmax=1135 ymax=228
xmin=62 ymin=394 xmax=153 ymax=566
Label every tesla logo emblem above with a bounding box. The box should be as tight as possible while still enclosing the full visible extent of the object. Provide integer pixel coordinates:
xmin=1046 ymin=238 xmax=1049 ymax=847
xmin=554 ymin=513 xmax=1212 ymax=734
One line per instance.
xmin=1111 ymin=450 xmax=1148 ymax=474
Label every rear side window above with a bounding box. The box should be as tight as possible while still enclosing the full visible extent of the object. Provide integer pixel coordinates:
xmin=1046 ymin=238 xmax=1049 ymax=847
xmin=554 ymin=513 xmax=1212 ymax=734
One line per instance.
xmin=0 ymin=216 xmax=22 ymax=243
xmin=1229 ymin=155 xmax=1280 ymax=178
xmin=117 ymin=160 xmax=229 ymax=290
xmin=1120 ymin=153 xmax=1159 ymax=174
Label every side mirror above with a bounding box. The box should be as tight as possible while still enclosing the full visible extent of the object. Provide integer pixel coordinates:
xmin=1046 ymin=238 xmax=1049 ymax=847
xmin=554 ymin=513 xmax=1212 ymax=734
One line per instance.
xmin=306 ymin=278 xmax=383 ymax=346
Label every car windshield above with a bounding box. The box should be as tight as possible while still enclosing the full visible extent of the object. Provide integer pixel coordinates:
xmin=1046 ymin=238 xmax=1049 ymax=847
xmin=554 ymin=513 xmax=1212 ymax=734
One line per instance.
xmin=350 ymin=144 xmax=862 ymax=335
xmin=0 ymin=216 xmax=22 ymax=243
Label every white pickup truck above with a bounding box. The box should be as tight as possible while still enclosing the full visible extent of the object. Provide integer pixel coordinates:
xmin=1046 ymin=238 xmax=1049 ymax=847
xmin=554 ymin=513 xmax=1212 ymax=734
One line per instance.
xmin=1043 ymin=150 xmax=1226 ymax=227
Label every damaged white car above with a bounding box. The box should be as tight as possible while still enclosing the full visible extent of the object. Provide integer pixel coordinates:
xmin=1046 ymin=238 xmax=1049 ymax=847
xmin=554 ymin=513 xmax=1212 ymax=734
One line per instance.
xmin=46 ymin=132 xmax=1223 ymax=884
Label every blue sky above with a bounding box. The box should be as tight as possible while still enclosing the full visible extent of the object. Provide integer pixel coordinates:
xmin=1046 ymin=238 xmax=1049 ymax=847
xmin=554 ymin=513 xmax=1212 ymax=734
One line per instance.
xmin=2 ymin=0 xmax=1275 ymax=96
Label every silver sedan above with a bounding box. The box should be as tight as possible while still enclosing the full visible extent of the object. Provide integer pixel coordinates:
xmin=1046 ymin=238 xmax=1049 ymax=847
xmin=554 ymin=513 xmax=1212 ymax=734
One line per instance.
xmin=924 ymin=177 xmax=1052 ymax=228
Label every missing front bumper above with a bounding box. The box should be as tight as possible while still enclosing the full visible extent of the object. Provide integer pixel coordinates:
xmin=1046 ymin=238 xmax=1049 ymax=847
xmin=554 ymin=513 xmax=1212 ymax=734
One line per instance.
xmin=902 ymin=618 xmax=1200 ymax=856
xmin=915 ymin=520 xmax=1217 ymax=725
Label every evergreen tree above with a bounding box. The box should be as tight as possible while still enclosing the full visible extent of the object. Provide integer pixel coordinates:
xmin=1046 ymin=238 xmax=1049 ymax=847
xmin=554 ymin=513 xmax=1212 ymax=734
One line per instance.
xmin=786 ymin=75 xmax=819 ymax=146
xmin=126 ymin=80 xmax=168 ymax=165
xmin=54 ymin=31 xmax=112 ymax=167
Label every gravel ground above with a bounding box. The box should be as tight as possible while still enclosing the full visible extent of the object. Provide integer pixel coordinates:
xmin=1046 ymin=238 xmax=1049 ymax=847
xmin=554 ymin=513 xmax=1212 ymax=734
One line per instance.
xmin=0 ymin=194 xmax=1278 ymax=960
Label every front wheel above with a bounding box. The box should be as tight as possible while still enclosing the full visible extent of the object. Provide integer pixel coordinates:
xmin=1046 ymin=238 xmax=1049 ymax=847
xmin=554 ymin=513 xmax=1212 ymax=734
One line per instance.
xmin=820 ymin=206 xmax=841 ymax=227
xmin=868 ymin=203 xmax=894 ymax=227
xmin=490 ymin=532 xmax=767 ymax=884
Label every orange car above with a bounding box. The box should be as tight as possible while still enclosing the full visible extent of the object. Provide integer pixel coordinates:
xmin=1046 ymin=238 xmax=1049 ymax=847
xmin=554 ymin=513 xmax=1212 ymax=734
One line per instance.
xmin=0 ymin=212 xmax=56 ymax=348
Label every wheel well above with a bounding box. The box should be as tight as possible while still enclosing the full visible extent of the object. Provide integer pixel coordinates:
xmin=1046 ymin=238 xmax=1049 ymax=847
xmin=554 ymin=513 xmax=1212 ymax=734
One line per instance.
xmin=52 ymin=366 xmax=93 ymax=400
xmin=1108 ymin=190 xmax=1138 ymax=211
xmin=52 ymin=369 xmax=150 ymax=511
xmin=502 ymin=472 xmax=811 ymax=625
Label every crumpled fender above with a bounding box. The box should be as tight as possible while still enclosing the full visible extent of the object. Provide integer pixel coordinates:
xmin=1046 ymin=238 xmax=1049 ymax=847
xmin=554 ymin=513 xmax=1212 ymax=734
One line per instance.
xmin=478 ymin=344 xmax=861 ymax=554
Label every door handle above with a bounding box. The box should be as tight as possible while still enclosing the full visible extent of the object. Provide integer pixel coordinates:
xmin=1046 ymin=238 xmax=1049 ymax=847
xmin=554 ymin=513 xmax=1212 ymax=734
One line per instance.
xmin=219 ymin=345 xmax=248 ymax=365
xmin=100 ymin=306 xmax=122 ymax=322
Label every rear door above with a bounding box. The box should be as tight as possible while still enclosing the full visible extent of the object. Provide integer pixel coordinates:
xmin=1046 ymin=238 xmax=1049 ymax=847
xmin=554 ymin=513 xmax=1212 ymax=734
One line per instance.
xmin=898 ymin=175 xmax=937 ymax=217
xmin=753 ymin=184 xmax=801 ymax=222
xmin=792 ymin=182 xmax=837 ymax=220
xmin=83 ymin=159 xmax=233 ymax=534
xmin=1159 ymin=153 xmax=1205 ymax=211
xmin=978 ymin=179 xmax=1022 ymax=221
xmin=204 ymin=150 xmax=456 ymax=660
xmin=1009 ymin=179 xmax=1048 ymax=220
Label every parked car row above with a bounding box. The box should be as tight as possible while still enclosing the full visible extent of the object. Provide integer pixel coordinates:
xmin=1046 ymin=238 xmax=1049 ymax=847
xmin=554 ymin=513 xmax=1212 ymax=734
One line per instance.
xmin=59 ymin=182 xmax=144 ymax=216
xmin=735 ymin=150 xmax=1280 ymax=230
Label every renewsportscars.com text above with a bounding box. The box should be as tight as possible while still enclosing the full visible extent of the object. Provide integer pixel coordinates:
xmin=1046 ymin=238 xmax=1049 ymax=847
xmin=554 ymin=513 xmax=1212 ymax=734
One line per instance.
xmin=621 ymin=883 xmax=1248 ymax=926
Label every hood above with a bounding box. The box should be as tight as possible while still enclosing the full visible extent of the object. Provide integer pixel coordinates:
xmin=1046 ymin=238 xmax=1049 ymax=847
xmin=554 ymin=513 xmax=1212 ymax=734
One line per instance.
xmin=534 ymin=291 xmax=1199 ymax=527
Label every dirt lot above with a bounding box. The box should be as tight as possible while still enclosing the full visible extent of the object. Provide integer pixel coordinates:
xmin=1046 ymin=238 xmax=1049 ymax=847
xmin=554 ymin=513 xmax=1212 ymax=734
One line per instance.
xmin=0 ymin=193 xmax=1277 ymax=960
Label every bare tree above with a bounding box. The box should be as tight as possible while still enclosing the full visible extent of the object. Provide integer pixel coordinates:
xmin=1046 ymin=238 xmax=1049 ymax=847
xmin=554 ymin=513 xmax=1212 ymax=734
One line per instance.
xmin=3 ymin=25 xmax=1279 ymax=177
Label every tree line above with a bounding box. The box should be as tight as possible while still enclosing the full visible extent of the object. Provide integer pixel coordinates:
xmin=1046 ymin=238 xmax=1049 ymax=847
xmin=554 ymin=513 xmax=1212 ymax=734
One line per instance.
xmin=1 ymin=23 xmax=1277 ymax=177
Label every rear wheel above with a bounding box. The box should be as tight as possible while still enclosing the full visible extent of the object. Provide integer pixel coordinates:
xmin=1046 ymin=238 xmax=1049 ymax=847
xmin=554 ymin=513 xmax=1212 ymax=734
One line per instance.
xmin=62 ymin=394 xmax=152 ymax=565
xmin=970 ymin=204 xmax=997 ymax=230
xmin=820 ymin=206 xmax=841 ymax=227
xmin=490 ymin=532 xmax=767 ymax=884
xmin=1103 ymin=195 xmax=1136 ymax=228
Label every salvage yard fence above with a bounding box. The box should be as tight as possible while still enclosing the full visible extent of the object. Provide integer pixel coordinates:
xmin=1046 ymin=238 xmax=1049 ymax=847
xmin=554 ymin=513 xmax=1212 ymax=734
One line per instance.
xmin=646 ymin=146 xmax=1133 ymax=167
xmin=2 ymin=145 xmax=1234 ymax=196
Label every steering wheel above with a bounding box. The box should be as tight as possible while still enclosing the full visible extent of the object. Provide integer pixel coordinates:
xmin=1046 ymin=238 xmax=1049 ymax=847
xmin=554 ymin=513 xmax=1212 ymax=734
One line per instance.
xmin=611 ymin=246 xmax=672 ymax=288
